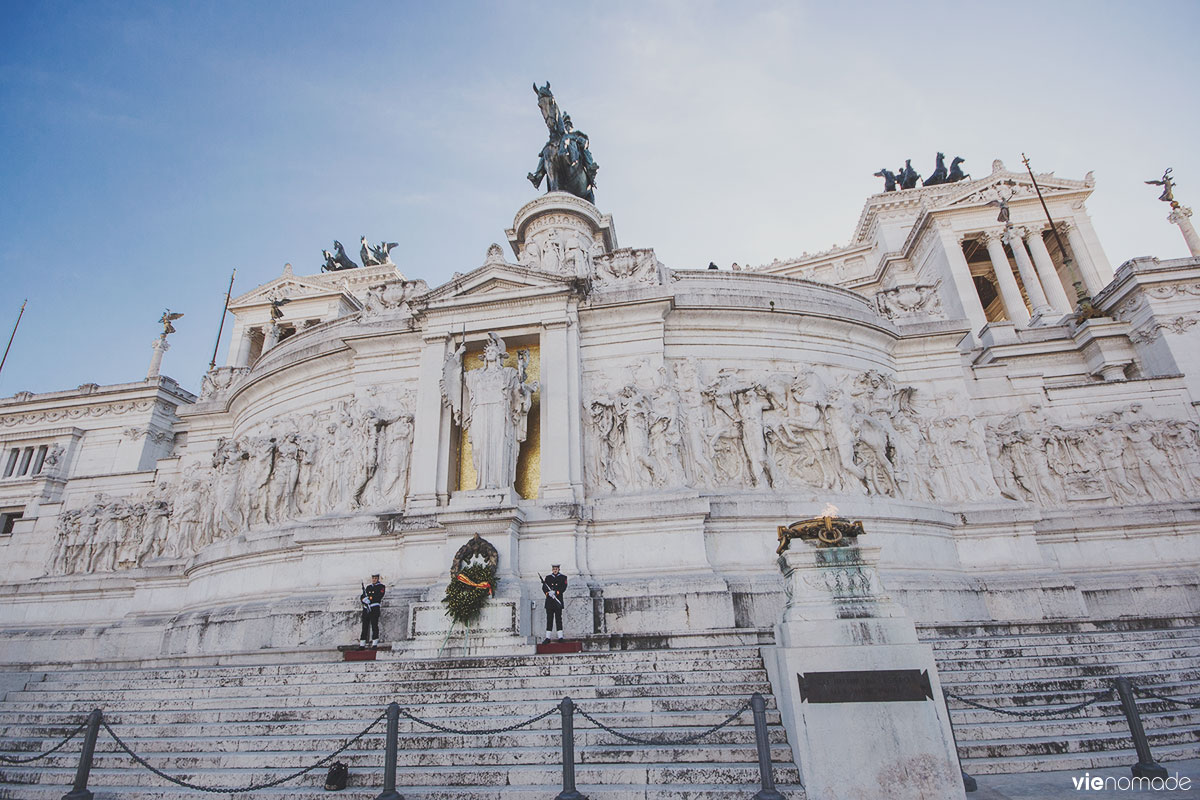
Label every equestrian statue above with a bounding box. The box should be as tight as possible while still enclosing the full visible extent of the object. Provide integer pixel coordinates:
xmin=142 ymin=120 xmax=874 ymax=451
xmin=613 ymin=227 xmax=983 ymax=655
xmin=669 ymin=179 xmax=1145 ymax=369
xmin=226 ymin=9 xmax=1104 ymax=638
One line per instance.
xmin=527 ymin=82 xmax=599 ymax=204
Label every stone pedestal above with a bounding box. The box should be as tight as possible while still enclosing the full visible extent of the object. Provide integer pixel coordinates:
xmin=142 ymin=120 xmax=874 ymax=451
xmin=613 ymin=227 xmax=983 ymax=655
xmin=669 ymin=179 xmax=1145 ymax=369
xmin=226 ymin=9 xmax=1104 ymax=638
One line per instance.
xmin=407 ymin=598 xmax=534 ymax=658
xmin=765 ymin=536 xmax=965 ymax=800
xmin=1168 ymin=205 xmax=1200 ymax=257
xmin=403 ymin=508 xmax=534 ymax=658
xmin=505 ymin=192 xmax=617 ymax=278
xmin=146 ymin=336 xmax=169 ymax=380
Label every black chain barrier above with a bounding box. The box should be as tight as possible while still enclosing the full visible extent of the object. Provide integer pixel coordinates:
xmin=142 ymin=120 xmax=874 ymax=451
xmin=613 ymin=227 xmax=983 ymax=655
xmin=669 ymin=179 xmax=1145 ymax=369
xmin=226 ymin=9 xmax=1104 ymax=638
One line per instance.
xmin=1132 ymin=686 xmax=1200 ymax=709
xmin=100 ymin=710 xmax=386 ymax=793
xmin=944 ymin=689 xmax=1114 ymax=718
xmin=0 ymin=722 xmax=86 ymax=764
xmin=573 ymin=700 xmax=751 ymax=745
xmin=398 ymin=705 xmax=559 ymax=735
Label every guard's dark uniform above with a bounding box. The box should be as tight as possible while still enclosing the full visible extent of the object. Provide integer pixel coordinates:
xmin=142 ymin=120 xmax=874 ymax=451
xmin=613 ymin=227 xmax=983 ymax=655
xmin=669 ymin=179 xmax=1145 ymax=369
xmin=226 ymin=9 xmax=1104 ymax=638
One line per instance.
xmin=544 ymin=572 xmax=567 ymax=635
xmin=360 ymin=580 xmax=385 ymax=644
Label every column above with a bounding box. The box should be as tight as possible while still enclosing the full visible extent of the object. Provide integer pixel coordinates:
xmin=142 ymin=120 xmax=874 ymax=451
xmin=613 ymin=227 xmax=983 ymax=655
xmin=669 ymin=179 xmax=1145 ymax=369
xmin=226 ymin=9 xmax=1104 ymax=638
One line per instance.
xmin=1001 ymin=228 xmax=1050 ymax=316
xmin=937 ymin=226 xmax=988 ymax=335
xmin=407 ymin=333 xmax=452 ymax=511
xmin=261 ymin=323 xmax=281 ymax=354
xmin=1061 ymin=221 xmax=1106 ymax=295
xmin=227 ymin=324 xmax=254 ymax=368
xmin=981 ymin=231 xmax=1031 ymax=326
xmin=538 ymin=320 xmax=575 ymax=501
xmin=1169 ymin=205 xmax=1200 ymax=257
xmin=1024 ymin=227 xmax=1078 ymax=308
xmin=1008 ymin=227 xmax=1065 ymax=311
xmin=146 ymin=336 xmax=169 ymax=380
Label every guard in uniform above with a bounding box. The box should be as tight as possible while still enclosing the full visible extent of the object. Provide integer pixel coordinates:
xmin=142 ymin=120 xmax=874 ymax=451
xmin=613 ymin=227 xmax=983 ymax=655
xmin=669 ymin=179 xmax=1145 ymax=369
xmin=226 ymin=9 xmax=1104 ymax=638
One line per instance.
xmin=543 ymin=564 xmax=567 ymax=644
xmin=359 ymin=573 xmax=385 ymax=647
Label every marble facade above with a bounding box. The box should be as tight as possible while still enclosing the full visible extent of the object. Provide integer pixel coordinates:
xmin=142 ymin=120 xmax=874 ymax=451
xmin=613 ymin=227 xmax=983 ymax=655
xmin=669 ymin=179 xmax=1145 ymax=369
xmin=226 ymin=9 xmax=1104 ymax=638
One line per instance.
xmin=1 ymin=164 xmax=1199 ymax=664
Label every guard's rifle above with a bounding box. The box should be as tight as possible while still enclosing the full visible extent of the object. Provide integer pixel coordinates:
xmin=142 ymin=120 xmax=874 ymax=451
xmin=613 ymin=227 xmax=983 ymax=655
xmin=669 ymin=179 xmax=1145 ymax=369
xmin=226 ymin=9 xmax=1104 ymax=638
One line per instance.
xmin=539 ymin=573 xmax=563 ymax=608
xmin=360 ymin=582 xmax=369 ymax=609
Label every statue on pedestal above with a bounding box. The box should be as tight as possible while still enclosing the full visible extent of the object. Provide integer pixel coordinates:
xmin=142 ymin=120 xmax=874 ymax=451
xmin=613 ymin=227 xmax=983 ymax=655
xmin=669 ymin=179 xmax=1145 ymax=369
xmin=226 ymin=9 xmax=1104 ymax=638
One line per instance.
xmin=1145 ymin=168 xmax=1176 ymax=205
xmin=527 ymin=82 xmax=598 ymax=203
xmin=442 ymin=333 xmax=539 ymax=491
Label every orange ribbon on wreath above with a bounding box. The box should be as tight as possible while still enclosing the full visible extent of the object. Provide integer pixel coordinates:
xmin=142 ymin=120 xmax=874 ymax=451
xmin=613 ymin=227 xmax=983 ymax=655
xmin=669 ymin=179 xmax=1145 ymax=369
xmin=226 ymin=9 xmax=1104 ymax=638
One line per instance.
xmin=455 ymin=573 xmax=494 ymax=595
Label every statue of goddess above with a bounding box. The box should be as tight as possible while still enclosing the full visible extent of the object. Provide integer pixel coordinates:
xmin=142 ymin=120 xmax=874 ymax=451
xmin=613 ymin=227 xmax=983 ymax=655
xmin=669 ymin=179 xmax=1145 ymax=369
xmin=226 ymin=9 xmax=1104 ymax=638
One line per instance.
xmin=442 ymin=333 xmax=540 ymax=491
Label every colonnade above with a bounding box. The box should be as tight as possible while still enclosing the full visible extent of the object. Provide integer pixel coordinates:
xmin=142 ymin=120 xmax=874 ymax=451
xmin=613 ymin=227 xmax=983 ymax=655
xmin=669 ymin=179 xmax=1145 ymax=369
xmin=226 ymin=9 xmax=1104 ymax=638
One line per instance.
xmin=958 ymin=223 xmax=1108 ymax=329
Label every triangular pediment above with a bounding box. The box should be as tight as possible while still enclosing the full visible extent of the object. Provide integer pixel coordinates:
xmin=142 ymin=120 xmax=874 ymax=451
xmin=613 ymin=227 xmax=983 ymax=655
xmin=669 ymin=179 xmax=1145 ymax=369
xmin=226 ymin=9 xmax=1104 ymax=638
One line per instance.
xmin=934 ymin=170 xmax=1093 ymax=212
xmin=421 ymin=262 xmax=577 ymax=305
xmin=231 ymin=274 xmax=346 ymax=310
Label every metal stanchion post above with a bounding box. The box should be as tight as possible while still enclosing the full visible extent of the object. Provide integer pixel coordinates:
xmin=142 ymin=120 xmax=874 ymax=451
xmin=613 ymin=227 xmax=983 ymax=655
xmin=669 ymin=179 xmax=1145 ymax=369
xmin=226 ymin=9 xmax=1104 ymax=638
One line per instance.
xmin=1114 ymin=677 xmax=1168 ymax=779
xmin=61 ymin=709 xmax=102 ymax=800
xmin=941 ymin=689 xmax=977 ymax=792
xmin=750 ymin=692 xmax=786 ymax=800
xmin=375 ymin=702 xmax=405 ymax=800
xmin=556 ymin=697 xmax=587 ymax=800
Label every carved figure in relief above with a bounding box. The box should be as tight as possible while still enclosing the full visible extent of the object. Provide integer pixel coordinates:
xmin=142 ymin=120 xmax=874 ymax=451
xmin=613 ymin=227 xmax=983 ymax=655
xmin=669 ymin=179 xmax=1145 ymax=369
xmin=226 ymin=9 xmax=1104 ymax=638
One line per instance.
xmin=588 ymin=392 xmax=621 ymax=492
xmin=45 ymin=392 xmax=420 ymax=576
xmin=616 ymin=384 xmax=656 ymax=487
xmin=269 ymin=433 xmax=302 ymax=522
xmin=442 ymin=333 xmax=540 ymax=491
xmin=362 ymin=280 xmax=423 ymax=317
xmin=985 ymin=404 xmax=1200 ymax=507
xmin=876 ymin=284 xmax=943 ymax=320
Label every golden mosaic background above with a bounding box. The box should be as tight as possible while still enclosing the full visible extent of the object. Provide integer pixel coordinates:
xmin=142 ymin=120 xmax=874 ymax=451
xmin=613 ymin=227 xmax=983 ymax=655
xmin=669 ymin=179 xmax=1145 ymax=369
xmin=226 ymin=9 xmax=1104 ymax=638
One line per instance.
xmin=455 ymin=342 xmax=541 ymax=499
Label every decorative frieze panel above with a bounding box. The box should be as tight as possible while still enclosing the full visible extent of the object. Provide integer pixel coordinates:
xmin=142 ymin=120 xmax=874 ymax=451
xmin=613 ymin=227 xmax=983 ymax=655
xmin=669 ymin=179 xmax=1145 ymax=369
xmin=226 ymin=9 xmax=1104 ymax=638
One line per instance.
xmin=583 ymin=360 xmax=996 ymax=502
xmin=986 ymin=404 xmax=1200 ymax=504
xmin=47 ymin=391 xmax=416 ymax=575
xmin=875 ymin=284 xmax=945 ymax=321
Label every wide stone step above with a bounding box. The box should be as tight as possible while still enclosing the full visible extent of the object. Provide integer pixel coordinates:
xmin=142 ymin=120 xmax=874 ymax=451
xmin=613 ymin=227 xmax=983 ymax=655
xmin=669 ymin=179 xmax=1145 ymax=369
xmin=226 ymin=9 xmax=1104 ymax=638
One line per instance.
xmin=941 ymin=667 xmax=1200 ymax=697
xmin=959 ymin=743 xmax=1200 ymax=776
xmin=0 ymin=787 xmax=808 ymax=800
xmin=925 ymin=627 xmax=1200 ymax=648
xmin=1 ymin=681 xmax=773 ymax=712
xmin=1 ymin=709 xmax=784 ymax=747
xmin=0 ymin=725 xmax=791 ymax=759
xmin=956 ymin=725 xmax=1200 ymax=760
xmin=0 ymin=699 xmax=779 ymax=732
xmin=9 ymin=739 xmax=797 ymax=770
xmin=10 ymin=670 xmax=769 ymax=701
xmin=931 ymin=652 xmax=1200 ymax=676
xmin=948 ymin=707 xmax=1200 ymax=741
xmin=33 ymin=649 xmax=768 ymax=681
xmin=0 ymin=761 xmax=805 ymax=789
xmin=26 ymin=654 xmax=769 ymax=684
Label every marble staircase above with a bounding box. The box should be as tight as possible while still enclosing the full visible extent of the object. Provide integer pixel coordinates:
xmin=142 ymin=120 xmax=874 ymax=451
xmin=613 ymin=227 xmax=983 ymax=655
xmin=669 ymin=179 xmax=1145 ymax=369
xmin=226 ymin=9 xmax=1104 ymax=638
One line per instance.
xmin=926 ymin=622 xmax=1200 ymax=775
xmin=0 ymin=645 xmax=803 ymax=799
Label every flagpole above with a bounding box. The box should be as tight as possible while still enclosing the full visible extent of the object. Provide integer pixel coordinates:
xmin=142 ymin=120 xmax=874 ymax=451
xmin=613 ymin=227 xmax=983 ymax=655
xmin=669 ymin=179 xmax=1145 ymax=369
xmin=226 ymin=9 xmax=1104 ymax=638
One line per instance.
xmin=0 ymin=299 xmax=27 ymax=381
xmin=1021 ymin=153 xmax=1078 ymax=299
xmin=208 ymin=269 xmax=237 ymax=370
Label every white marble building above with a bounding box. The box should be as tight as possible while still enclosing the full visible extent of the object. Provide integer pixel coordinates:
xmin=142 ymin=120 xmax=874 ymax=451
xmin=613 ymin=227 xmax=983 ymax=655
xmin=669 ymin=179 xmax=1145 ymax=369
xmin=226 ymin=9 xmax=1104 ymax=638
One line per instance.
xmin=1 ymin=161 xmax=1199 ymax=664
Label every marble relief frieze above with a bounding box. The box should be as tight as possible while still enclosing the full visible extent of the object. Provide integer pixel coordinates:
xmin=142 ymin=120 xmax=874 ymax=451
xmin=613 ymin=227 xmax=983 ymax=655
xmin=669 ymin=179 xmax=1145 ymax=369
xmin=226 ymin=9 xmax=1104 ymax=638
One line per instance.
xmin=47 ymin=391 xmax=416 ymax=576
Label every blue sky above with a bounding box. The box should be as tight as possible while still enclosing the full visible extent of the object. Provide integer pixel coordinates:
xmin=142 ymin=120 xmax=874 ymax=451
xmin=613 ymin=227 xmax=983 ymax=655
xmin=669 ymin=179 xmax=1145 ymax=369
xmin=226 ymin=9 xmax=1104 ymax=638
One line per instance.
xmin=2 ymin=1 xmax=1197 ymax=395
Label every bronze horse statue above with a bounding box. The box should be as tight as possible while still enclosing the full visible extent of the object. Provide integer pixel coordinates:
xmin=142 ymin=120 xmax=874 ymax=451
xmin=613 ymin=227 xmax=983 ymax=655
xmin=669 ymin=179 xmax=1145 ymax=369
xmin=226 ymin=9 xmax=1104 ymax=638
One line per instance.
xmin=527 ymin=82 xmax=598 ymax=204
xmin=924 ymin=152 xmax=949 ymax=186
xmin=948 ymin=156 xmax=969 ymax=182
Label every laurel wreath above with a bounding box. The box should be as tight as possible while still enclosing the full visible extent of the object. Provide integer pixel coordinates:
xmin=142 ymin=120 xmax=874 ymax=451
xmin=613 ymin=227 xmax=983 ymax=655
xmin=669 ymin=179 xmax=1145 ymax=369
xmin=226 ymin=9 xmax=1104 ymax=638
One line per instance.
xmin=441 ymin=562 xmax=496 ymax=626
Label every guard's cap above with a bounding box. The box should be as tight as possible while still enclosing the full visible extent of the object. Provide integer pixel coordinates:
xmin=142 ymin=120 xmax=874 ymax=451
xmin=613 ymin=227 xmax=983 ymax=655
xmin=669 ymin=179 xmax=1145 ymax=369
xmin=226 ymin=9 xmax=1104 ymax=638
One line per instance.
xmin=551 ymin=563 xmax=560 ymax=568
xmin=371 ymin=573 xmax=381 ymax=578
